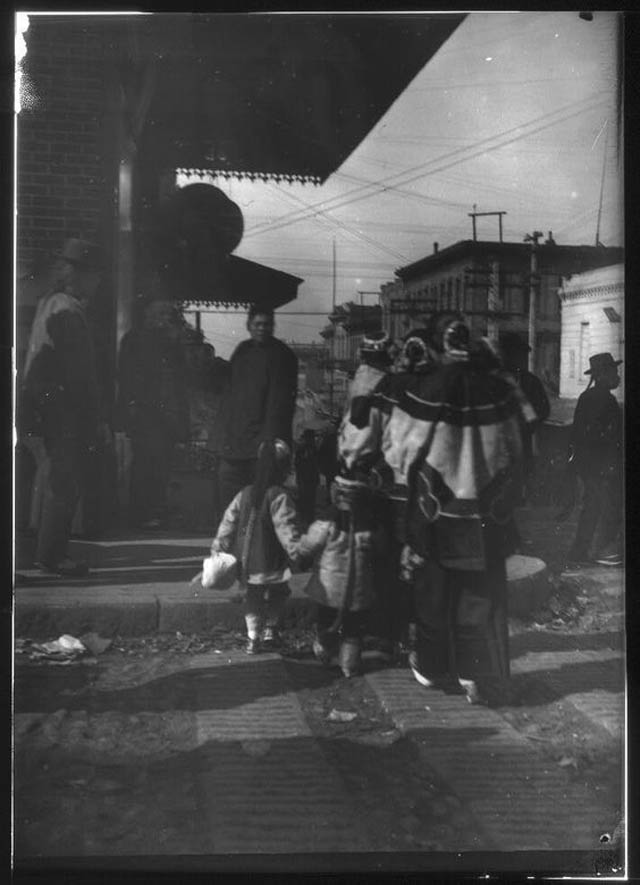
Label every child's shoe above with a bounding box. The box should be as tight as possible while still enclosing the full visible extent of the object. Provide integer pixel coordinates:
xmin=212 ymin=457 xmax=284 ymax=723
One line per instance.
xmin=245 ymin=637 xmax=261 ymax=655
xmin=339 ymin=639 xmax=362 ymax=678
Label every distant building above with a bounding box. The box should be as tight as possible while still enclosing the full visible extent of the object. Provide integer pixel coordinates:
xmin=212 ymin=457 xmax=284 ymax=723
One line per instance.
xmin=558 ymin=263 xmax=624 ymax=400
xmin=320 ymin=302 xmax=384 ymax=412
xmin=321 ymin=302 xmax=383 ymax=365
xmin=287 ymin=342 xmax=329 ymax=394
xmin=381 ymin=237 xmax=623 ymax=391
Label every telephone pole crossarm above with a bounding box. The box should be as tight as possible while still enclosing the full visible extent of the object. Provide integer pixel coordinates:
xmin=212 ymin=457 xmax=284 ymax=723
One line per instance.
xmin=468 ymin=210 xmax=508 ymax=242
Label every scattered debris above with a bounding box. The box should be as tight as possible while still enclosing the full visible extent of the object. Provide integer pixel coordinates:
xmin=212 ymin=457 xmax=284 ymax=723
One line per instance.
xmin=16 ymin=635 xmax=88 ymax=663
xmin=79 ymin=633 xmax=112 ymax=656
xmin=328 ymin=709 xmax=357 ymax=723
xmin=558 ymin=755 xmax=579 ymax=769
xmin=355 ymin=729 xmax=401 ymax=747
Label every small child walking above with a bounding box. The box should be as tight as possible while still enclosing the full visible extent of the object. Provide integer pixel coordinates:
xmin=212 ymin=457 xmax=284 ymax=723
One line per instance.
xmin=300 ymin=476 xmax=384 ymax=677
xmin=210 ymin=438 xmax=304 ymax=654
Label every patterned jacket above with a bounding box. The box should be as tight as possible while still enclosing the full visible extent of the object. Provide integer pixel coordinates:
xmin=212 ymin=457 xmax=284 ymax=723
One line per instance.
xmin=342 ymin=357 xmax=535 ymax=570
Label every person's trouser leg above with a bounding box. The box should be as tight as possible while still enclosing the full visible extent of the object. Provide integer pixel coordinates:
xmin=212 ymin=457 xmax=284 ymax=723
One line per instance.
xmin=263 ymin=583 xmax=291 ymax=634
xmin=592 ymin=470 xmax=623 ymax=557
xmin=412 ymin=559 xmax=453 ymax=680
xmin=368 ymin=513 xmax=407 ymax=648
xmin=339 ymin=609 xmax=368 ymax=676
xmin=453 ymin=559 xmax=510 ymax=687
xmin=341 ymin=609 xmax=368 ymax=642
xmin=244 ymin=585 xmax=266 ymax=641
xmin=571 ymin=474 xmax=602 ymax=559
xmin=130 ymin=432 xmax=155 ymax=525
xmin=130 ymin=427 xmax=174 ymax=525
xmin=36 ymin=437 xmax=85 ymax=566
xmin=313 ymin=604 xmax=340 ymax=662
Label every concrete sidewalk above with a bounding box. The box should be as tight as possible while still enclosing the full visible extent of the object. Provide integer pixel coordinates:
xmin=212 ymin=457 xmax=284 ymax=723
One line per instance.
xmin=13 ymin=526 xmax=561 ymax=638
xmin=14 ymin=502 xmax=624 ymax=639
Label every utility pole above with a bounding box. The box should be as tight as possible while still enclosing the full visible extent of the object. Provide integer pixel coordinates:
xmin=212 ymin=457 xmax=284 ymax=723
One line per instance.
xmin=524 ymin=231 xmax=543 ymax=372
xmin=357 ymin=290 xmax=380 ymax=306
xmin=595 ymin=120 xmax=608 ymax=247
xmin=468 ymin=206 xmax=507 ymax=242
xmin=329 ymin=238 xmax=337 ymax=415
xmin=487 ymin=260 xmax=500 ymax=345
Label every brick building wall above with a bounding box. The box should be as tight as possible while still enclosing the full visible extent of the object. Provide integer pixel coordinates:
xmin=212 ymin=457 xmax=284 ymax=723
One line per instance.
xmin=17 ymin=18 xmax=114 ymax=269
xmin=16 ymin=17 xmax=120 ymax=403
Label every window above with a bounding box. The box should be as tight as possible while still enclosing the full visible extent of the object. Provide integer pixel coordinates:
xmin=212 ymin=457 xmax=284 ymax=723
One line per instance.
xmin=568 ymin=349 xmax=575 ymax=379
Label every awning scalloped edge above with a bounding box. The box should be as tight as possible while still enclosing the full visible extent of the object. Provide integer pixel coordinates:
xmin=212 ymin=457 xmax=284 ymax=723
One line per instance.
xmin=180 ymin=299 xmax=252 ymax=309
xmin=176 ymin=167 xmax=322 ymax=186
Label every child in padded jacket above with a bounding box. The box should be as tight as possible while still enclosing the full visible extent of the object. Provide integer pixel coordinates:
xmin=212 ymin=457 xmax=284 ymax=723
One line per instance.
xmin=211 ymin=438 xmax=305 ymax=654
xmin=299 ymin=476 xmax=386 ymax=678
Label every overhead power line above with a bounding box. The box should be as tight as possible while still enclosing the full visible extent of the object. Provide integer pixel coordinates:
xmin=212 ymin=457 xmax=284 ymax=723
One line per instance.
xmin=243 ymin=93 xmax=607 ymax=241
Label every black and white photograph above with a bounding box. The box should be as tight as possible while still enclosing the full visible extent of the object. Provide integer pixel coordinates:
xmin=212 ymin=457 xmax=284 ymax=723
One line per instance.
xmin=13 ymin=10 xmax=627 ymax=877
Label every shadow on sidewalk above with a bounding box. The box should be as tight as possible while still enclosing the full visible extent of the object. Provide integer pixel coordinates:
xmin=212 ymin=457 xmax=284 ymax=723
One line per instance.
xmin=510 ymin=630 xmax=623 ymax=656
xmin=508 ymin=657 xmax=625 ymax=706
xmin=15 ymin=535 xmax=210 ymax=587
xmin=14 ymin=657 xmax=342 ymax=716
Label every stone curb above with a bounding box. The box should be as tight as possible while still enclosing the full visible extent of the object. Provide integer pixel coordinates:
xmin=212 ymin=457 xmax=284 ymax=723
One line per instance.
xmin=14 ymin=577 xmax=318 ymax=639
xmin=15 ymin=554 xmax=552 ymax=639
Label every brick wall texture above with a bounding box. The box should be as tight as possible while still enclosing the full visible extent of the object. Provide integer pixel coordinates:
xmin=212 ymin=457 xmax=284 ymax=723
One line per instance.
xmin=17 ymin=18 xmax=112 ymax=269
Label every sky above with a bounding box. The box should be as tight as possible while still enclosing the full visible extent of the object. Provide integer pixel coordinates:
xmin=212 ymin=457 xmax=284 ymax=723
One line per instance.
xmin=19 ymin=11 xmax=621 ymax=359
xmin=183 ymin=11 xmax=622 ymax=359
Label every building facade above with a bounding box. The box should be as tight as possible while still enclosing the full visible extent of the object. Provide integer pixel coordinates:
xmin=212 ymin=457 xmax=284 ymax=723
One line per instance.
xmin=557 ymin=263 xmax=624 ymax=400
xmin=380 ymin=238 xmax=623 ymax=392
xmin=320 ymin=302 xmax=384 ymax=412
xmin=287 ymin=342 xmax=329 ymax=394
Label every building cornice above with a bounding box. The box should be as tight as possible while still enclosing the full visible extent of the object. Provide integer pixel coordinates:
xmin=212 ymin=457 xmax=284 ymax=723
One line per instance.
xmin=558 ymin=282 xmax=624 ymax=302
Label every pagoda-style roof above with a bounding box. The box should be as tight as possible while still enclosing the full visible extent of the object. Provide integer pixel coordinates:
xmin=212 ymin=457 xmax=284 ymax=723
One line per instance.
xmin=182 ymin=253 xmax=303 ymax=309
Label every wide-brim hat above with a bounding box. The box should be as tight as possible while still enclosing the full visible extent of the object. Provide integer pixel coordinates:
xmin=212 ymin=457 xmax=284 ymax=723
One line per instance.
xmin=584 ymin=352 xmax=623 ymax=375
xmin=59 ymin=238 xmax=104 ymax=270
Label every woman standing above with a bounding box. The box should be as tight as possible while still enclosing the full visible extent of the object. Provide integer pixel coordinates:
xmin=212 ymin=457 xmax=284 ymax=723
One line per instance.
xmin=345 ymin=313 xmax=535 ymax=705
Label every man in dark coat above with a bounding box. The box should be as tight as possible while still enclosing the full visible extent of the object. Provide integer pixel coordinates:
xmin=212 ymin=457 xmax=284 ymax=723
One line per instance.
xmin=566 ymin=352 xmax=623 ymax=566
xmin=215 ymin=306 xmax=298 ymax=523
xmin=19 ymin=239 xmax=106 ymax=576
xmin=116 ymin=298 xmax=189 ymax=528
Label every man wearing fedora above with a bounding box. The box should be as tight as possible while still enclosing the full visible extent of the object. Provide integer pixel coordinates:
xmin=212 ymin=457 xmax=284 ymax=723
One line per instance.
xmin=20 ymin=238 xmax=107 ymax=577
xmin=566 ymin=351 xmax=623 ymax=567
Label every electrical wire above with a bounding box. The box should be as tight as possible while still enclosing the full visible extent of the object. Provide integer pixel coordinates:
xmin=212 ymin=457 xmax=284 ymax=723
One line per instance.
xmin=243 ymin=94 xmax=608 ymax=240
xmin=262 ymin=179 xmax=413 ymax=264
xmin=244 ymin=92 xmax=606 ymax=238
